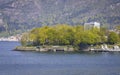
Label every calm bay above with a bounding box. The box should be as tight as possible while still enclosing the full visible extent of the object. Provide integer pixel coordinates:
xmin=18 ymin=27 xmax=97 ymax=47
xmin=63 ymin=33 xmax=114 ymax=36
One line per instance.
xmin=0 ymin=41 xmax=120 ymax=75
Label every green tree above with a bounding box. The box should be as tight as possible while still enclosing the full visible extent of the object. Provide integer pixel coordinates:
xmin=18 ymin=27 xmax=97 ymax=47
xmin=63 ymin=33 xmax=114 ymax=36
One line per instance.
xmin=73 ymin=26 xmax=84 ymax=46
xmin=91 ymin=27 xmax=107 ymax=44
xmin=108 ymin=32 xmax=119 ymax=44
xmin=21 ymin=24 xmax=109 ymax=48
xmin=21 ymin=33 xmax=30 ymax=46
xmin=80 ymin=31 xmax=99 ymax=45
xmin=115 ymin=25 xmax=120 ymax=39
xmin=115 ymin=25 xmax=120 ymax=30
xmin=38 ymin=26 xmax=49 ymax=45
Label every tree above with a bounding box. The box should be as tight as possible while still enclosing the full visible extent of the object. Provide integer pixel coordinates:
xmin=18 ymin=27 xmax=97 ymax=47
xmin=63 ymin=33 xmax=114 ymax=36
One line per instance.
xmin=38 ymin=26 xmax=49 ymax=45
xmin=115 ymin=25 xmax=120 ymax=39
xmin=21 ymin=24 xmax=110 ymax=47
xmin=115 ymin=25 xmax=120 ymax=30
xmin=92 ymin=27 xmax=107 ymax=44
xmin=73 ymin=26 xmax=83 ymax=46
xmin=108 ymin=32 xmax=119 ymax=44
xmin=80 ymin=31 xmax=99 ymax=45
xmin=21 ymin=33 xmax=30 ymax=46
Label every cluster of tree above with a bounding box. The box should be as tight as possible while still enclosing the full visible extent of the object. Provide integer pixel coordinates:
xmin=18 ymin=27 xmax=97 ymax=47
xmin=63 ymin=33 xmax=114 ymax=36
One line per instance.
xmin=108 ymin=25 xmax=120 ymax=44
xmin=21 ymin=24 xmax=120 ymax=48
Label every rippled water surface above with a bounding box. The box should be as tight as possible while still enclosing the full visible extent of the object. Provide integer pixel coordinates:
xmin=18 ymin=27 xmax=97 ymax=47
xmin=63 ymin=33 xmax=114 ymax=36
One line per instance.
xmin=0 ymin=42 xmax=120 ymax=75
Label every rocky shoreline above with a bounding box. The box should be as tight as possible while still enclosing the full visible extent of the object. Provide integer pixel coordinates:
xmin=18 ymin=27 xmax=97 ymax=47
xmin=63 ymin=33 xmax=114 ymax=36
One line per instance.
xmin=14 ymin=45 xmax=120 ymax=52
xmin=14 ymin=46 xmax=37 ymax=51
xmin=14 ymin=46 xmax=75 ymax=52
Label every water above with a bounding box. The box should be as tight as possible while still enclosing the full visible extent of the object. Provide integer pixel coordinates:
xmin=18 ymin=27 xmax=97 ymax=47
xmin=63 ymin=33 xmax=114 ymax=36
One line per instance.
xmin=0 ymin=42 xmax=120 ymax=75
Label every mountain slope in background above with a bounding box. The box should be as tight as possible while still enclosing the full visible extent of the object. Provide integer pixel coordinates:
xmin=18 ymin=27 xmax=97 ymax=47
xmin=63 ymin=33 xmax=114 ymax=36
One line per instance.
xmin=0 ymin=0 xmax=120 ymax=36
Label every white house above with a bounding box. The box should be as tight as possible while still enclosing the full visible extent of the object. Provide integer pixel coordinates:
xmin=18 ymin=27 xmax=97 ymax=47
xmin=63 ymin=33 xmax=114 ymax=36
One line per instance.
xmin=84 ymin=22 xmax=100 ymax=30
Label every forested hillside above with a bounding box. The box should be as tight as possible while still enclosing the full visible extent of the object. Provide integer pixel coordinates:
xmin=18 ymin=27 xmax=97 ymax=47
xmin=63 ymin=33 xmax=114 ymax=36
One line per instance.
xmin=0 ymin=0 xmax=120 ymax=36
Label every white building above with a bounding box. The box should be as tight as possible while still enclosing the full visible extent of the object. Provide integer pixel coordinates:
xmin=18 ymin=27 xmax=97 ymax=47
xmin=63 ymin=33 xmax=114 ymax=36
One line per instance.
xmin=84 ymin=22 xmax=100 ymax=30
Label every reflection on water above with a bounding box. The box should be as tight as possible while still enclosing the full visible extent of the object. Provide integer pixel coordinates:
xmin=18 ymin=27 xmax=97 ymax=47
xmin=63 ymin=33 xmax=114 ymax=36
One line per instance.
xmin=0 ymin=42 xmax=120 ymax=75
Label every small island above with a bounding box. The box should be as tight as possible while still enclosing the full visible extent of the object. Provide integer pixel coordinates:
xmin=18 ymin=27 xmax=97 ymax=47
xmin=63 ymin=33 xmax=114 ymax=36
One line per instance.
xmin=14 ymin=24 xmax=120 ymax=52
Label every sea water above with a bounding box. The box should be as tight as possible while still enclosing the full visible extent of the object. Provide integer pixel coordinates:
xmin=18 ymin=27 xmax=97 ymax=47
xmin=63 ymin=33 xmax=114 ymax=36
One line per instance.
xmin=0 ymin=41 xmax=120 ymax=75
